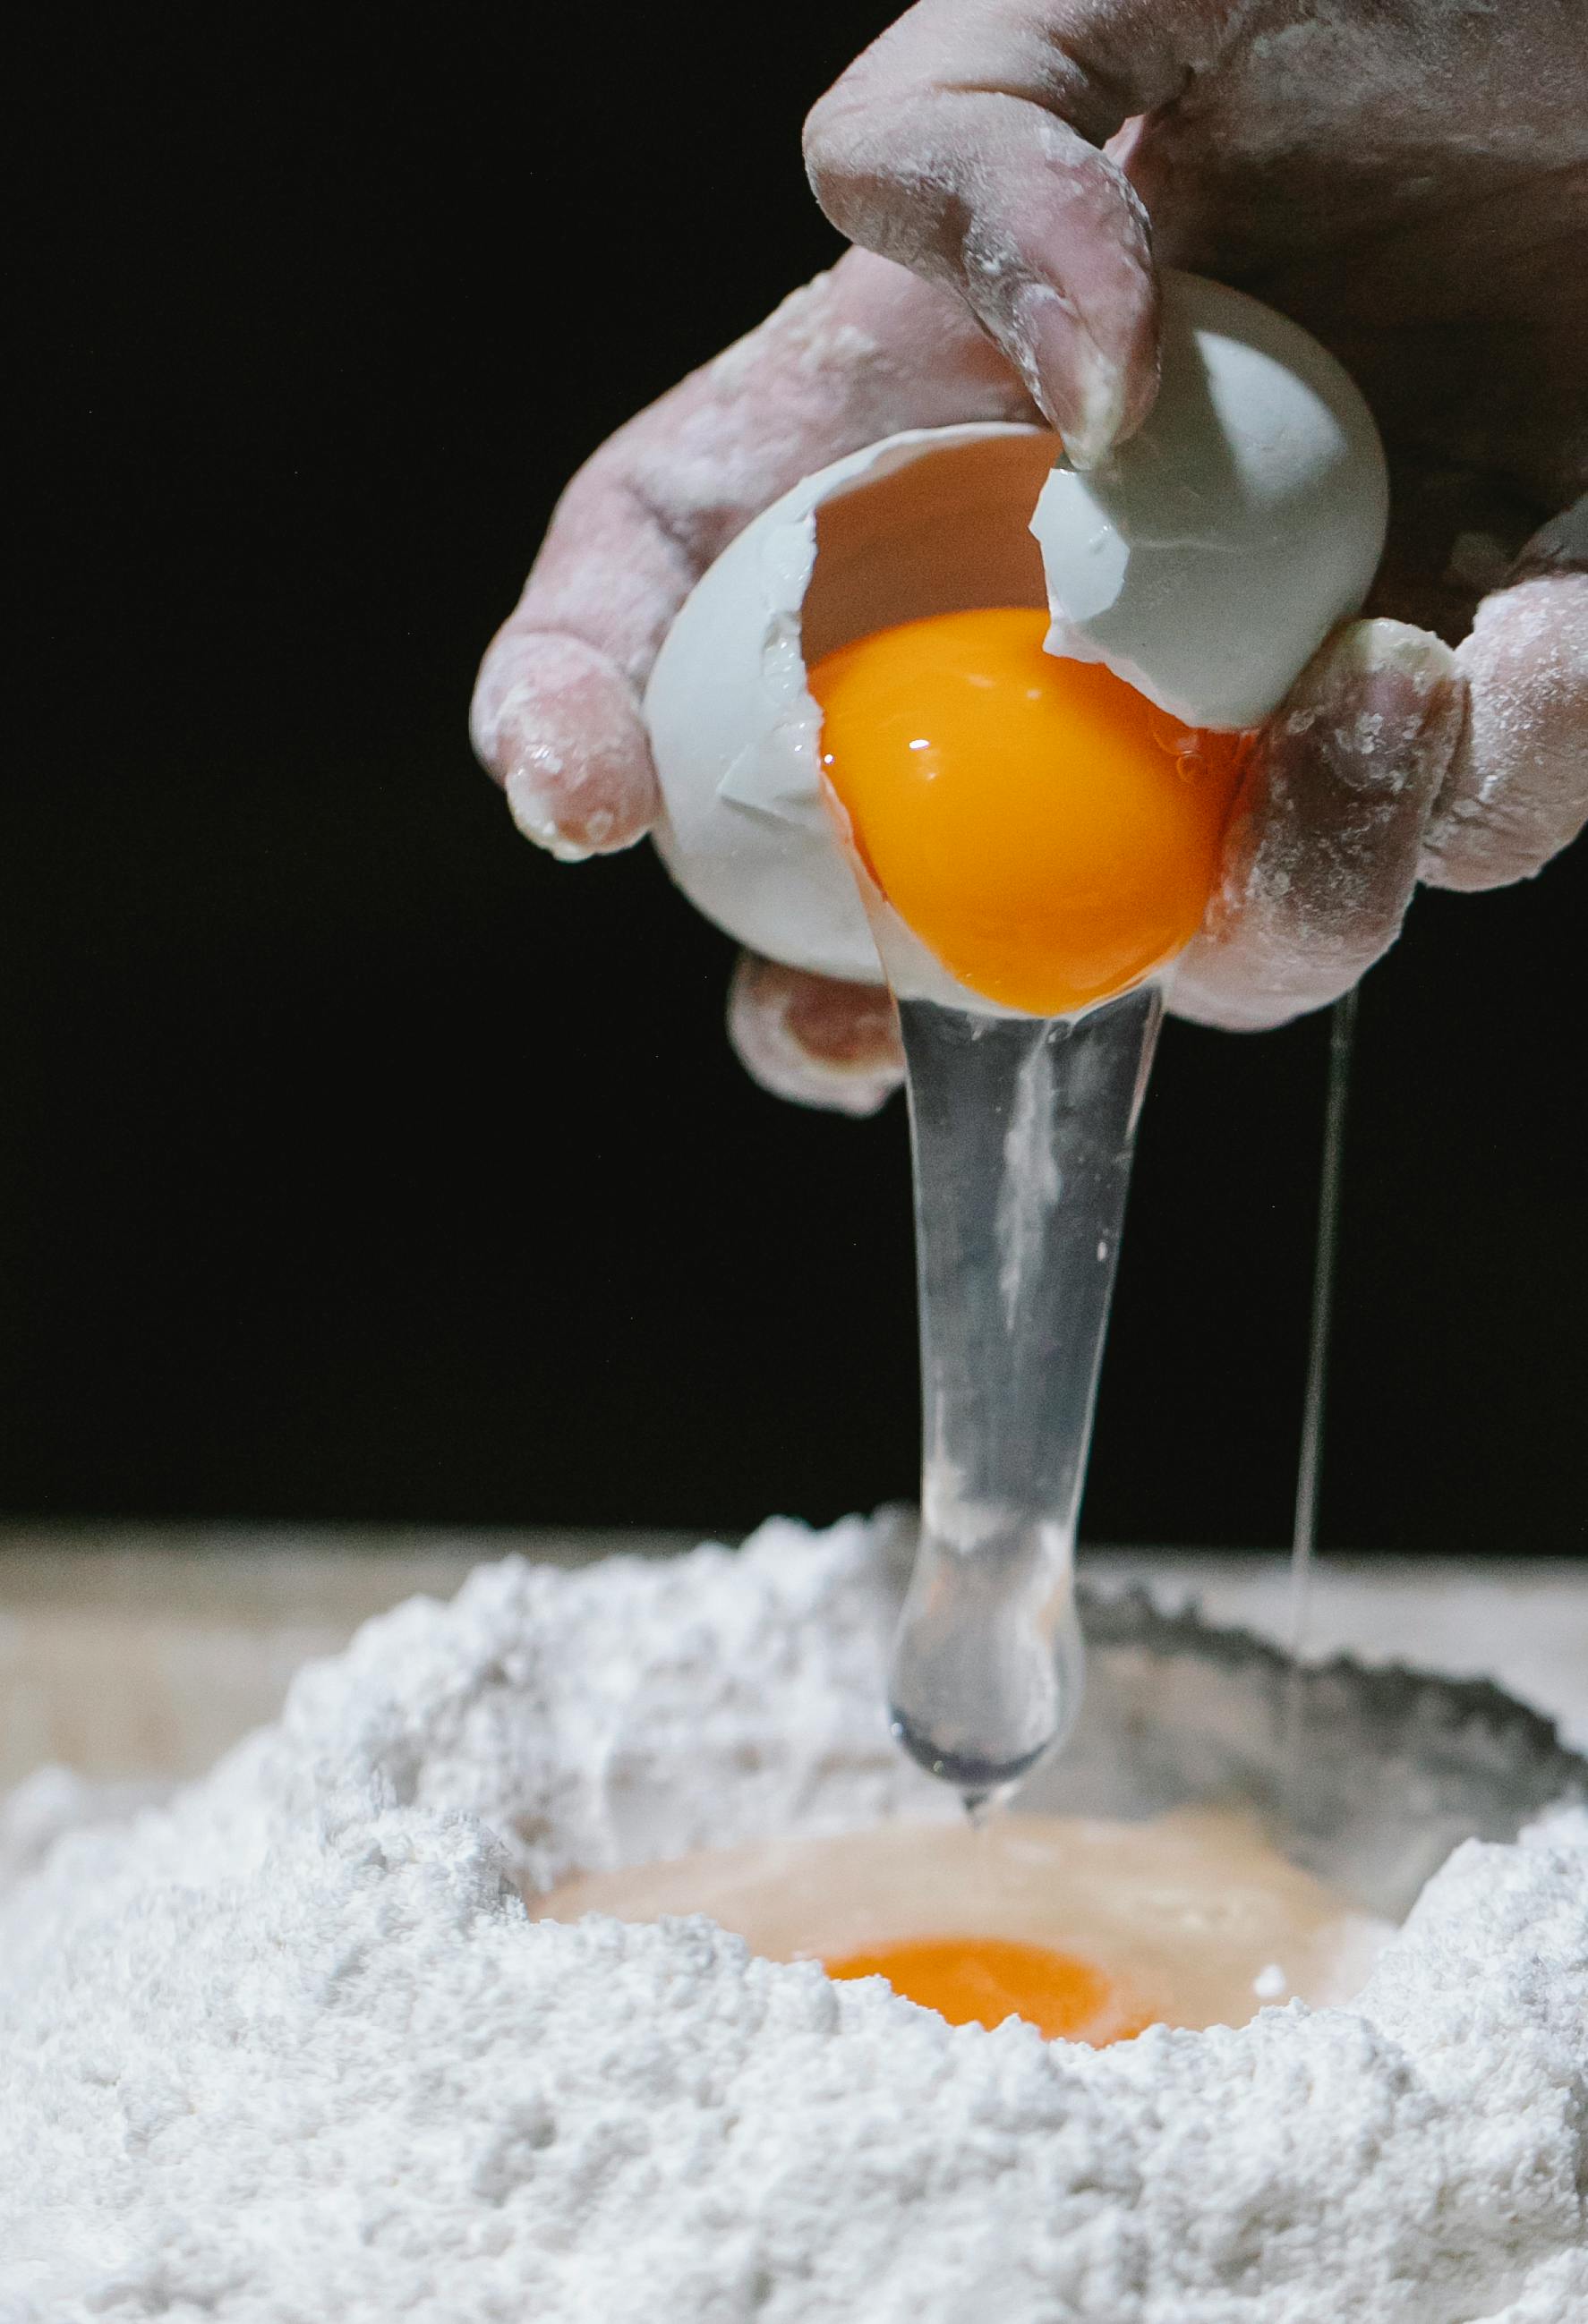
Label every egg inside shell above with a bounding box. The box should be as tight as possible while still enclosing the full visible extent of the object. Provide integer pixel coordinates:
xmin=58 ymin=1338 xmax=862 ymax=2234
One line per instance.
xmin=644 ymin=273 xmax=1387 ymax=1013
xmin=810 ymin=605 xmax=1248 ymax=1017
xmin=647 ymin=424 xmax=1057 ymax=1003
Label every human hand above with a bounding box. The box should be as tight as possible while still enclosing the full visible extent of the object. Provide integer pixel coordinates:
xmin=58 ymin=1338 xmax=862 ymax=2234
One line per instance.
xmin=474 ymin=0 xmax=1587 ymax=1103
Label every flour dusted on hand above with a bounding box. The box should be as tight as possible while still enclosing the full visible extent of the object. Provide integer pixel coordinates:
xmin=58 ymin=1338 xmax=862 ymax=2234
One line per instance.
xmin=2 ymin=1518 xmax=1584 ymax=2322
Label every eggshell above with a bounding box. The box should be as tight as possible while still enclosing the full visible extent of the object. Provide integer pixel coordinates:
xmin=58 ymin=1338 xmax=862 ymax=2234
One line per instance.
xmin=645 ymin=424 xmax=1058 ymax=992
xmin=1034 ymin=273 xmax=1388 ymax=731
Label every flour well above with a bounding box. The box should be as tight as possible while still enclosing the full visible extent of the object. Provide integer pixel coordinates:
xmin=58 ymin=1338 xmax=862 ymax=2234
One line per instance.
xmin=537 ymin=1809 xmax=1392 ymax=2035
xmin=2 ymin=1517 xmax=1584 ymax=2321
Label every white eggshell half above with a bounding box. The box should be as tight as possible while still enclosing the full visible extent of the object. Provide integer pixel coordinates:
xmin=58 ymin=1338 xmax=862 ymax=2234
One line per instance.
xmin=1034 ymin=272 xmax=1388 ymax=731
xmin=645 ymin=424 xmax=1058 ymax=992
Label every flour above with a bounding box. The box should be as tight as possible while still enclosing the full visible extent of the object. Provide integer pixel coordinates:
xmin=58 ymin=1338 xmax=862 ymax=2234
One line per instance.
xmin=1 ymin=1515 xmax=1584 ymax=2322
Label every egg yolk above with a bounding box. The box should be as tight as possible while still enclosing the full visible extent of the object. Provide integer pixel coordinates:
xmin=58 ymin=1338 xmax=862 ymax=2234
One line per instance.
xmin=824 ymin=1934 xmax=1148 ymax=2045
xmin=808 ymin=606 xmax=1248 ymax=1017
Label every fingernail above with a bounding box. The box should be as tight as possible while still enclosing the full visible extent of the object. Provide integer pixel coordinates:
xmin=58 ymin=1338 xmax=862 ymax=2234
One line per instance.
xmin=1289 ymin=621 xmax=1463 ymax=783
xmin=469 ymin=636 xmax=659 ymax=860
xmin=728 ymin=958 xmax=903 ymax=1118
xmin=1513 ymin=495 xmax=1587 ymax=577
xmin=504 ymin=752 xmax=613 ymax=864
xmin=1009 ymin=284 xmax=1127 ymax=470
xmin=1313 ymin=618 xmax=1459 ymax=703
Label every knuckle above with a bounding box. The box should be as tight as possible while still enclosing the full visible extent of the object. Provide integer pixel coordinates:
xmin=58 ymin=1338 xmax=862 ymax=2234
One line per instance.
xmin=802 ymin=89 xmax=913 ymax=239
xmin=1422 ymin=573 xmax=1588 ymax=889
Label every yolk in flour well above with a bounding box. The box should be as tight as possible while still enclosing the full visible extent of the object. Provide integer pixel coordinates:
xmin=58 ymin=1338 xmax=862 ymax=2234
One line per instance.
xmin=824 ymin=1933 xmax=1148 ymax=2045
xmin=808 ymin=606 xmax=1248 ymax=1017
xmin=534 ymin=1812 xmax=1389 ymax=2045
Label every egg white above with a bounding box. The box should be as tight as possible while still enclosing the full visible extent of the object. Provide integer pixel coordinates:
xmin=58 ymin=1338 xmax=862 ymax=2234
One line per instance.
xmin=535 ymin=1807 xmax=1390 ymax=2036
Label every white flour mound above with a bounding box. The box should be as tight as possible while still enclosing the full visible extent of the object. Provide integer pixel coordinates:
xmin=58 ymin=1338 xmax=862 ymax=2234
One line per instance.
xmin=1 ymin=1517 xmax=1584 ymax=2323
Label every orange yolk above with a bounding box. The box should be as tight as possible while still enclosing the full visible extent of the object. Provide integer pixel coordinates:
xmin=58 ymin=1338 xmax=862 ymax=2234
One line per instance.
xmin=824 ymin=1934 xmax=1150 ymax=2046
xmin=808 ymin=606 xmax=1248 ymax=1017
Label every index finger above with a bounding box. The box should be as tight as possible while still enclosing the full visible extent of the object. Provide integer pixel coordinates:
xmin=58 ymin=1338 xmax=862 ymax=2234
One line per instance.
xmin=804 ymin=0 xmax=1224 ymax=462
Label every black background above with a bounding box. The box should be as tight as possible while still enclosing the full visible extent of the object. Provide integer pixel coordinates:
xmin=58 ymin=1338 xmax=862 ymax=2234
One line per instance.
xmin=7 ymin=7 xmax=1584 ymax=1552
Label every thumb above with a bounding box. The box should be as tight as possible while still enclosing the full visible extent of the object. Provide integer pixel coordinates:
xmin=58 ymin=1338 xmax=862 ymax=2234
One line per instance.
xmin=1172 ymin=621 xmax=1464 ymax=1032
xmin=803 ymin=0 xmax=1223 ymax=464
